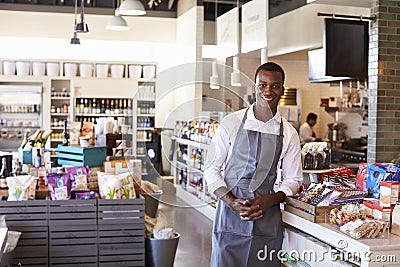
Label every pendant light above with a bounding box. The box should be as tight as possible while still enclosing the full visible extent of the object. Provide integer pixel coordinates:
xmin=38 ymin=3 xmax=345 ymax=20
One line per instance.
xmin=107 ymin=0 xmax=129 ymax=31
xmin=231 ymin=55 xmax=241 ymax=87
xmin=118 ymin=0 xmax=146 ymax=16
xmin=74 ymin=0 xmax=89 ymax=33
xmin=210 ymin=0 xmax=220 ymax=90
xmin=70 ymin=0 xmax=80 ymax=44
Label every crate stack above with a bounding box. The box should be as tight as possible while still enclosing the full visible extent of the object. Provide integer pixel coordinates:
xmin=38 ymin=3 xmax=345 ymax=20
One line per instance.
xmin=0 ymin=200 xmax=48 ymax=266
xmin=97 ymin=199 xmax=145 ymax=267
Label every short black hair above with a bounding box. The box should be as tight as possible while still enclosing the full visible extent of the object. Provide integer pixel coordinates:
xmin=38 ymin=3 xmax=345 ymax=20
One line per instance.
xmin=307 ymin=113 xmax=318 ymax=121
xmin=254 ymin=62 xmax=285 ymax=84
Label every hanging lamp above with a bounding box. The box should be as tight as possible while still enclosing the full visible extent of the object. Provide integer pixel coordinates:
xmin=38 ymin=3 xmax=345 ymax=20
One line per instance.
xmin=70 ymin=0 xmax=80 ymax=44
xmin=118 ymin=0 xmax=146 ymax=16
xmin=231 ymin=55 xmax=241 ymax=87
xmin=107 ymin=9 xmax=129 ymax=31
xmin=74 ymin=0 xmax=89 ymax=33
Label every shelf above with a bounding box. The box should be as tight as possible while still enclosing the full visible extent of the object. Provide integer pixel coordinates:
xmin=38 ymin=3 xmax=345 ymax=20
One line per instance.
xmin=137 ymin=127 xmax=154 ymax=131
xmin=173 ymin=137 xmax=210 ymax=150
xmin=137 ymin=139 xmax=151 ymax=142
xmin=302 ymin=168 xmax=338 ymax=174
xmin=176 ymin=161 xmax=203 ymax=173
xmin=51 ymin=139 xmax=63 ymax=142
xmin=137 ymin=114 xmax=155 ymax=117
xmin=0 ymin=125 xmax=39 ymax=129
xmin=51 ymin=113 xmax=69 ymax=116
xmin=51 ymin=97 xmax=70 ymax=100
xmin=137 ymin=99 xmax=155 ymax=102
xmin=76 ymin=113 xmax=130 ymax=117
xmin=1 ymin=112 xmax=39 ymax=114
xmin=51 ymin=127 xmax=64 ymax=130
xmin=138 ymin=78 xmax=156 ymax=83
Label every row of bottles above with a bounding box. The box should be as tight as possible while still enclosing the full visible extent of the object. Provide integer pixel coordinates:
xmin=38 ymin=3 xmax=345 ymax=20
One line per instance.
xmin=75 ymin=98 xmax=132 ymax=116
xmin=174 ymin=120 xmax=219 ymax=144
xmin=137 ymin=131 xmax=152 ymax=141
xmin=75 ymin=117 xmax=98 ymax=124
xmin=51 ymin=118 xmax=67 ymax=128
xmin=137 ymin=85 xmax=155 ymax=100
xmin=189 ymin=148 xmax=205 ymax=171
xmin=51 ymin=87 xmax=70 ymax=98
xmin=138 ymin=118 xmax=152 ymax=128
xmin=20 ymin=129 xmax=52 ymax=150
xmin=1 ymin=104 xmax=40 ymax=113
xmin=51 ymin=104 xmax=69 ymax=114
xmin=137 ymin=103 xmax=155 ymax=115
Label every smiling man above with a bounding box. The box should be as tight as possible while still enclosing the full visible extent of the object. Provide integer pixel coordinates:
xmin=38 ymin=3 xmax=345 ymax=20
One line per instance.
xmin=205 ymin=62 xmax=303 ymax=267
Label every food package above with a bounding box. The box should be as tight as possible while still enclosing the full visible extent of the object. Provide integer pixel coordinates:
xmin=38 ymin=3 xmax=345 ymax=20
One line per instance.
xmin=391 ymin=203 xmax=400 ymax=236
xmin=6 ymin=175 xmax=36 ymax=201
xmin=65 ymin=166 xmax=89 ymax=192
xmin=366 ymin=164 xmax=388 ymax=199
xmin=119 ymin=172 xmax=136 ymax=199
xmin=356 ymin=162 xmax=368 ymax=192
xmin=3 ymin=231 xmax=21 ymax=253
xmin=380 ymin=181 xmax=400 ymax=207
xmin=97 ymin=171 xmax=122 ymax=199
xmin=75 ymin=191 xmax=99 ymax=200
xmin=69 ymin=121 xmax=81 ymax=145
xmin=47 ymin=173 xmax=70 ymax=200
xmin=82 ymin=121 xmax=95 ymax=146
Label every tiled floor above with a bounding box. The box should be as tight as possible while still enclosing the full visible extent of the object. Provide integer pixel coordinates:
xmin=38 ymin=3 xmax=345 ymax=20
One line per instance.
xmin=158 ymin=193 xmax=213 ymax=267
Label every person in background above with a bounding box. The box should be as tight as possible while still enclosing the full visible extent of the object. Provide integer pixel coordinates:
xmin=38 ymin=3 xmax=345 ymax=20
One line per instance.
xmin=204 ymin=62 xmax=303 ymax=267
xmin=299 ymin=112 xmax=322 ymax=146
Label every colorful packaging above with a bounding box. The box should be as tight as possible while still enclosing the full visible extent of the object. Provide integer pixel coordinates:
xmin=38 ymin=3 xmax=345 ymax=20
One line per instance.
xmin=47 ymin=173 xmax=70 ymax=200
xmin=65 ymin=166 xmax=89 ymax=192
xmin=6 ymin=175 xmax=35 ymax=201
xmin=75 ymin=191 xmax=99 ymax=200
xmin=97 ymin=171 xmax=122 ymax=199
xmin=366 ymin=164 xmax=387 ymax=199
xmin=356 ymin=162 xmax=368 ymax=192
xmin=69 ymin=121 xmax=81 ymax=145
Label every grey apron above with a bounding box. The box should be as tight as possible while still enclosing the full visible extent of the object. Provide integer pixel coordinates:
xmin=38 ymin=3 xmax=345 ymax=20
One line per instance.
xmin=210 ymin=108 xmax=284 ymax=267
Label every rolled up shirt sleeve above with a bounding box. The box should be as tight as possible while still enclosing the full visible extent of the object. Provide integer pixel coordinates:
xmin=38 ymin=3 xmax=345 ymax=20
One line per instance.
xmin=277 ymin=130 xmax=303 ymax=196
xmin=204 ymin=123 xmax=230 ymax=194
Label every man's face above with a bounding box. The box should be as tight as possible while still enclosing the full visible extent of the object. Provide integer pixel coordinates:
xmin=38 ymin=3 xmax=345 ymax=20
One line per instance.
xmin=254 ymin=70 xmax=284 ymax=111
xmin=308 ymin=118 xmax=317 ymax=127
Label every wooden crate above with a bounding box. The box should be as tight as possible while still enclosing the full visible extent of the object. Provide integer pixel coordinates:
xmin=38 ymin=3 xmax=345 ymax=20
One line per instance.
xmin=48 ymin=200 xmax=98 ymax=266
xmin=97 ymin=199 xmax=145 ymax=267
xmin=284 ymin=196 xmax=340 ymax=223
xmin=57 ymin=145 xmax=107 ymax=167
xmin=0 ymin=201 xmax=49 ymax=266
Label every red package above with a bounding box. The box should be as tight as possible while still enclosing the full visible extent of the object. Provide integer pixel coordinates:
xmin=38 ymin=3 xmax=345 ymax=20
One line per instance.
xmin=356 ymin=162 xmax=368 ymax=193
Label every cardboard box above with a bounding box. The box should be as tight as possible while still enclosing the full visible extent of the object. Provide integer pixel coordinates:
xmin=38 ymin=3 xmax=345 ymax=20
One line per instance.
xmin=380 ymin=181 xmax=400 ymax=207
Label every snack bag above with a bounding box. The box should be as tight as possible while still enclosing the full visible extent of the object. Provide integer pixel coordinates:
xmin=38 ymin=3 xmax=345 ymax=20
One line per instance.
xmin=97 ymin=171 xmax=122 ymax=199
xmin=119 ymin=172 xmax=136 ymax=199
xmin=65 ymin=166 xmax=89 ymax=192
xmin=47 ymin=173 xmax=70 ymax=200
xmin=366 ymin=164 xmax=387 ymax=199
xmin=6 ymin=175 xmax=35 ymax=201
xmin=356 ymin=162 xmax=368 ymax=192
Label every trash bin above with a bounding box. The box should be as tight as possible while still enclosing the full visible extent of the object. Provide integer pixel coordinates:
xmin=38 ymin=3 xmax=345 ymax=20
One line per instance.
xmin=145 ymin=233 xmax=180 ymax=267
xmin=143 ymin=190 xmax=163 ymax=218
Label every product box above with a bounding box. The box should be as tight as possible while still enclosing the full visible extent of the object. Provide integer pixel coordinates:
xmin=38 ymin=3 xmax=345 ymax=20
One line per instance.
xmin=372 ymin=204 xmax=394 ymax=226
xmin=380 ymin=181 xmax=400 ymax=207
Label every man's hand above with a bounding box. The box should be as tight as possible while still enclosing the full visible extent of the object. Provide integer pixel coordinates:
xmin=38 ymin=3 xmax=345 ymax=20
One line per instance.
xmin=214 ymin=187 xmax=254 ymax=219
xmin=241 ymin=192 xmax=286 ymax=221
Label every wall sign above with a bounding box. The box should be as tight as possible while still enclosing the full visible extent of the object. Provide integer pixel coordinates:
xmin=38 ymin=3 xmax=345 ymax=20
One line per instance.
xmin=217 ymin=7 xmax=239 ymax=58
xmin=241 ymin=0 xmax=268 ymax=54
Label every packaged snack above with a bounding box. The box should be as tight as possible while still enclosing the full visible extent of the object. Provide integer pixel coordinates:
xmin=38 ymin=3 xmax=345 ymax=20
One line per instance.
xmin=69 ymin=121 xmax=81 ymax=145
xmin=97 ymin=171 xmax=123 ymax=199
xmin=82 ymin=121 xmax=95 ymax=146
xmin=6 ymin=175 xmax=35 ymax=201
xmin=119 ymin=172 xmax=136 ymax=199
xmin=65 ymin=166 xmax=89 ymax=191
xmin=75 ymin=191 xmax=99 ymax=200
xmin=366 ymin=164 xmax=387 ymax=199
xmin=4 ymin=231 xmax=21 ymax=253
xmin=47 ymin=173 xmax=70 ymax=200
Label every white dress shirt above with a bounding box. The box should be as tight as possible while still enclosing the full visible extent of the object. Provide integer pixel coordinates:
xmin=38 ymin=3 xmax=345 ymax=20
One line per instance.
xmin=299 ymin=122 xmax=316 ymax=145
xmin=204 ymin=104 xmax=303 ymax=197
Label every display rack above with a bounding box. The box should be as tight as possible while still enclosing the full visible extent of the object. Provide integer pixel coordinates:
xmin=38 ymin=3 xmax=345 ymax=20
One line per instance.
xmin=0 ymin=85 xmax=42 ymax=151
xmin=172 ymin=137 xmax=216 ymax=220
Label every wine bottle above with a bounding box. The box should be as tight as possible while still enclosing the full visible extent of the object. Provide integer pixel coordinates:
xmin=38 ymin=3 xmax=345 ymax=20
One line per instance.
xmin=84 ymin=98 xmax=89 ymax=114
xmin=20 ymin=130 xmax=29 ymax=149
xmin=92 ymin=98 xmax=97 ymax=114
xmin=123 ymin=99 xmax=127 ymax=115
xmin=35 ymin=130 xmax=44 ymax=147
xmin=119 ymin=99 xmax=123 ymax=114
xmin=41 ymin=130 xmax=53 ymax=148
xmin=79 ymin=98 xmax=84 ymax=114
xmin=101 ymin=99 xmax=105 ymax=114
xmin=24 ymin=129 xmax=41 ymax=150
xmin=62 ymin=120 xmax=69 ymax=146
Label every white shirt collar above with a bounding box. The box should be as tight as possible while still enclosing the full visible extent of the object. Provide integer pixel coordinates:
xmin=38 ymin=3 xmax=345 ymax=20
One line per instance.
xmin=247 ymin=103 xmax=282 ymax=123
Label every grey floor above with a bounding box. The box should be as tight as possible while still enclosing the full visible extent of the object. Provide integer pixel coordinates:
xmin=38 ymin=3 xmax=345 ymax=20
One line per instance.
xmin=158 ymin=193 xmax=213 ymax=267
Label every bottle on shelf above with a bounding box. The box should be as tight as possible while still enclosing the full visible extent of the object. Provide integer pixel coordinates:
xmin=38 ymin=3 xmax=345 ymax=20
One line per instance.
xmin=19 ymin=130 xmax=29 ymax=149
xmin=123 ymin=99 xmax=128 ymax=115
xmin=101 ymin=99 xmax=105 ymax=114
xmin=34 ymin=148 xmax=42 ymax=168
xmin=79 ymin=98 xmax=84 ymax=114
xmin=92 ymin=98 xmax=97 ymax=114
xmin=41 ymin=130 xmax=53 ymax=147
xmin=24 ymin=129 xmax=41 ymax=150
xmin=61 ymin=120 xmax=69 ymax=146
xmin=84 ymin=99 xmax=89 ymax=114
xmin=0 ymin=158 xmax=8 ymax=189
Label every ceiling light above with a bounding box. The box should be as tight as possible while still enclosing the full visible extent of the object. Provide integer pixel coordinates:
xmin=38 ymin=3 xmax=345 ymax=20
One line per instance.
xmin=107 ymin=10 xmax=130 ymax=31
xmin=119 ymin=0 xmax=146 ymax=16
xmin=70 ymin=32 xmax=80 ymax=45
xmin=75 ymin=0 xmax=89 ymax=33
